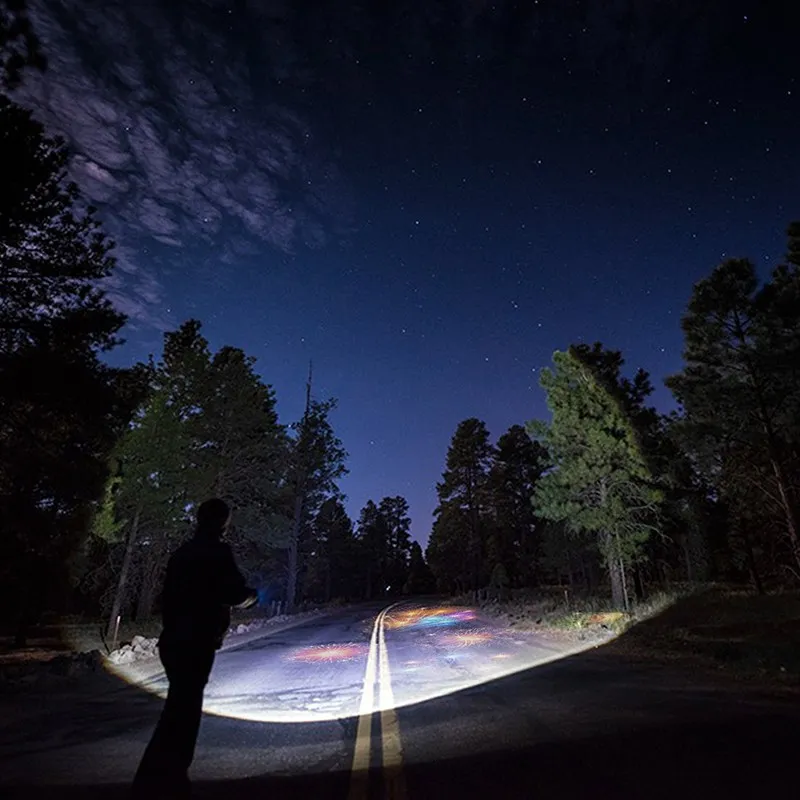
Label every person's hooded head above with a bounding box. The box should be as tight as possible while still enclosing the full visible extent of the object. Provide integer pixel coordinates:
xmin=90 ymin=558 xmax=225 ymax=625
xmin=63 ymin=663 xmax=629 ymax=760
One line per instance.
xmin=195 ymin=498 xmax=231 ymax=540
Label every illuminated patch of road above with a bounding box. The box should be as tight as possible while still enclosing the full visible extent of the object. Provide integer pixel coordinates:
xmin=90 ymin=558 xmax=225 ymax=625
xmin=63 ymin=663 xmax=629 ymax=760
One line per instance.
xmin=106 ymin=603 xmax=596 ymax=725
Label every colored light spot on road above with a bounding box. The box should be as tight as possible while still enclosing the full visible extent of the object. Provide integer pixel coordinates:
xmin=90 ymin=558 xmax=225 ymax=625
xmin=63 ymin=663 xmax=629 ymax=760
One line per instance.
xmin=384 ymin=606 xmax=478 ymax=630
xmin=443 ymin=630 xmax=493 ymax=647
xmin=492 ymin=653 xmax=512 ymax=660
xmin=288 ymin=643 xmax=368 ymax=663
xmin=417 ymin=615 xmax=455 ymax=627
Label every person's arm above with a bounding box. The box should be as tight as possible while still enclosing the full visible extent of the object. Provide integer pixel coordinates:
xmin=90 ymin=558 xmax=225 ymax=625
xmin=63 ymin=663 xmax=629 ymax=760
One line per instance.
xmin=216 ymin=543 xmax=258 ymax=607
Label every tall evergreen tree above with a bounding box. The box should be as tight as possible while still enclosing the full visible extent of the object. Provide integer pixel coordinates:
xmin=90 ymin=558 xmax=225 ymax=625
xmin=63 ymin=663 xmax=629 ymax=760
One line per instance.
xmin=191 ymin=340 xmax=289 ymax=588
xmin=428 ymin=418 xmax=494 ymax=593
xmin=666 ymin=239 xmax=800 ymax=581
xmin=487 ymin=425 xmax=547 ymax=587
xmin=404 ymin=541 xmax=436 ymax=595
xmin=285 ymin=379 xmax=348 ymax=611
xmin=528 ymin=345 xmax=662 ymax=609
xmin=426 ymin=506 xmax=467 ymax=594
xmin=305 ymin=498 xmax=356 ymax=602
xmin=0 ymin=95 xmax=147 ymax=642
xmin=99 ymin=320 xmax=288 ymax=627
xmin=378 ymin=495 xmax=412 ymax=594
xmin=100 ymin=381 xmax=187 ymax=634
xmin=356 ymin=499 xmax=391 ymax=599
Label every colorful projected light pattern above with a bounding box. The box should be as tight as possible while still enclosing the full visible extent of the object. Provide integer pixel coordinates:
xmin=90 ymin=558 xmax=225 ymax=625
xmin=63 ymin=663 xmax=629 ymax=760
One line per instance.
xmin=442 ymin=629 xmax=494 ymax=647
xmin=384 ymin=606 xmax=477 ymax=630
xmin=107 ymin=603 xmax=588 ymax=725
xmin=288 ymin=643 xmax=368 ymax=663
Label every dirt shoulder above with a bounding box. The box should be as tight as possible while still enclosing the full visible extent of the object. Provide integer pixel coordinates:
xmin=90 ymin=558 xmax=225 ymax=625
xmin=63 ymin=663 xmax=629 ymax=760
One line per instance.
xmin=461 ymin=588 xmax=800 ymax=690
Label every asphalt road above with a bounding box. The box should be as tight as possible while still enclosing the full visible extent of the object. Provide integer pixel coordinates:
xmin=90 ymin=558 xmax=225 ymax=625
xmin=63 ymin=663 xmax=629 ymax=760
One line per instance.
xmin=0 ymin=601 xmax=797 ymax=799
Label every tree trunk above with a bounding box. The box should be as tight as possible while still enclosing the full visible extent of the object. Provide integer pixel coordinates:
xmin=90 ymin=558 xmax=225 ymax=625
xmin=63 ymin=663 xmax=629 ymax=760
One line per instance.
xmin=287 ymin=492 xmax=302 ymax=613
xmin=608 ymin=554 xmax=625 ymax=610
xmin=620 ymin=557 xmax=630 ymax=610
xmin=769 ymin=456 xmax=800 ymax=571
xmin=106 ymin=507 xmax=140 ymax=639
xmin=607 ymin=547 xmax=630 ymax=611
xmin=742 ymin=530 xmax=765 ymax=595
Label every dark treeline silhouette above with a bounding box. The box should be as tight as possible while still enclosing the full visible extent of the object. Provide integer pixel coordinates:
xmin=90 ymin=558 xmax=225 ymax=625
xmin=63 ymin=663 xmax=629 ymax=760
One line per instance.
xmin=427 ymin=229 xmax=800 ymax=607
xmin=2 ymin=1 xmax=799 ymax=642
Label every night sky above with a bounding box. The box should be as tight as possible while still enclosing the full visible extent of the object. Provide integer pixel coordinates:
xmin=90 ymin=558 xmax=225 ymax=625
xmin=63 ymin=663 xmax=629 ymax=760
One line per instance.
xmin=16 ymin=0 xmax=800 ymax=544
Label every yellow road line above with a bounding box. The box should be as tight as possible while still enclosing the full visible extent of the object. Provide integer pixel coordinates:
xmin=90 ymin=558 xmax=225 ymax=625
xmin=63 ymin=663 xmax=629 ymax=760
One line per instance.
xmin=347 ymin=604 xmax=407 ymax=800
xmin=347 ymin=609 xmax=383 ymax=800
xmin=379 ymin=608 xmax=407 ymax=800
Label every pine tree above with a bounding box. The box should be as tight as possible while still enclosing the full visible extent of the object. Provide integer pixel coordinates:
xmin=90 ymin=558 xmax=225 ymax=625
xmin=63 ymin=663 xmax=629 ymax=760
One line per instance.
xmin=666 ymin=240 xmax=800 ymax=582
xmin=192 ymin=342 xmax=289 ymax=584
xmin=285 ymin=380 xmax=348 ymax=611
xmin=306 ymin=498 xmax=356 ymax=602
xmin=487 ymin=424 xmax=547 ymax=587
xmin=404 ymin=541 xmax=436 ymax=595
xmin=0 ymin=98 xmax=123 ymax=354
xmin=528 ymin=345 xmax=662 ymax=610
xmin=378 ymin=496 xmax=412 ymax=594
xmin=0 ymin=95 xmax=147 ymax=642
xmin=356 ymin=499 xmax=391 ymax=599
xmin=99 ymin=320 xmax=289 ymax=626
xmin=428 ymin=418 xmax=494 ymax=593
xmin=101 ymin=384 xmax=188 ymax=634
xmin=426 ymin=507 xmax=467 ymax=594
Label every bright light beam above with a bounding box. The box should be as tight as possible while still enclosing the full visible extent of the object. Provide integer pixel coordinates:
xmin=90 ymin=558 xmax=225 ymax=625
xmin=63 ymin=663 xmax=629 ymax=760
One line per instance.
xmin=105 ymin=605 xmax=602 ymax=724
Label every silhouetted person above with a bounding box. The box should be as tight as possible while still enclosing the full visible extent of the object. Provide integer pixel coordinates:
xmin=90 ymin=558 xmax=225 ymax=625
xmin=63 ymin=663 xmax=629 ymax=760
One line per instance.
xmin=132 ymin=498 xmax=257 ymax=799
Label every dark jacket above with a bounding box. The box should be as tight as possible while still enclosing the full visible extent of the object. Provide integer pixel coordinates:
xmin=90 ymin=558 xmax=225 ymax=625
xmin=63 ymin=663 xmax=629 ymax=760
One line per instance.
xmin=159 ymin=531 xmax=254 ymax=651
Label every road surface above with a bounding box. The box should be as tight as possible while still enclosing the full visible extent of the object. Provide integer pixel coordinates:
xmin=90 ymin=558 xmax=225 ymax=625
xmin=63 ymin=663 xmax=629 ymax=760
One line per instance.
xmin=0 ymin=600 xmax=797 ymax=799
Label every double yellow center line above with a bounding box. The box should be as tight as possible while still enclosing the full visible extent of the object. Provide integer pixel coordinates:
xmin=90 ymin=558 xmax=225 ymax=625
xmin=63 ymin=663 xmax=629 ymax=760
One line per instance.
xmin=348 ymin=603 xmax=407 ymax=800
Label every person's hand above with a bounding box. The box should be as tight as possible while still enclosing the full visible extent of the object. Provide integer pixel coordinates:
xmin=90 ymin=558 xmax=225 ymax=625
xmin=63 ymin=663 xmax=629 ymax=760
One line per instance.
xmin=236 ymin=590 xmax=258 ymax=610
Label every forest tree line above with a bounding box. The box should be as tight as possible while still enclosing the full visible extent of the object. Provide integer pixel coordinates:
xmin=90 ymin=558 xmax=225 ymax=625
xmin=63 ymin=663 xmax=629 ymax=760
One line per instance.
xmin=427 ymin=235 xmax=800 ymax=608
xmin=2 ymin=4 xmax=799 ymax=646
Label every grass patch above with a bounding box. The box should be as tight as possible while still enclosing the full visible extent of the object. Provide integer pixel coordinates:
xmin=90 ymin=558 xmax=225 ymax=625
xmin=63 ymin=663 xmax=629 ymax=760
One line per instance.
xmin=457 ymin=585 xmax=800 ymax=685
xmin=458 ymin=588 xmax=682 ymax=640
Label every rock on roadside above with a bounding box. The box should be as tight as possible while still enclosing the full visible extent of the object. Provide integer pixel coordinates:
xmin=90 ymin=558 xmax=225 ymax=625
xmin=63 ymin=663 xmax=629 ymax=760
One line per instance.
xmin=107 ymin=635 xmax=159 ymax=665
xmin=105 ymin=610 xmax=327 ymax=663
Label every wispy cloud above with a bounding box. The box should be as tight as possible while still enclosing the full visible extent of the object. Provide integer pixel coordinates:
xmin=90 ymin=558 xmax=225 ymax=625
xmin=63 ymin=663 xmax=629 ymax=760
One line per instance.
xmin=15 ymin=0 xmax=350 ymax=330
